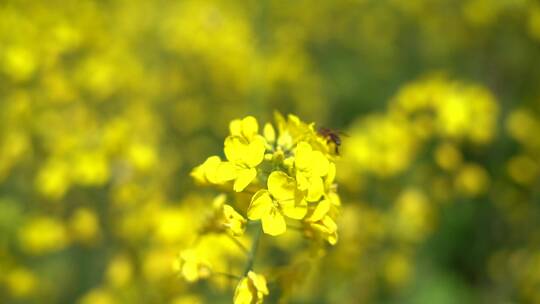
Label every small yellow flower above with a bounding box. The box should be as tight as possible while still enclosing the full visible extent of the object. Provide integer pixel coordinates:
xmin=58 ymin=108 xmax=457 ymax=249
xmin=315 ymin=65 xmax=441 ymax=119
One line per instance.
xmin=174 ymin=249 xmax=212 ymax=282
xmin=222 ymin=135 xmax=266 ymax=192
xmin=248 ymin=171 xmax=307 ymax=236
xmin=233 ymin=271 xmax=269 ymax=304
xmin=19 ymin=216 xmax=69 ymax=255
xmin=223 ymin=204 xmax=247 ymax=236
xmin=199 ymin=195 xmax=246 ymax=236
xmin=294 ymin=142 xmax=330 ymax=202
xmin=191 ymin=135 xmax=266 ymax=192
xmin=191 ymin=116 xmax=268 ymax=192
xmin=263 ymin=122 xmax=276 ymax=144
xmin=304 ymin=199 xmax=338 ymax=245
xmin=274 ymin=112 xmax=316 ymax=148
xmin=5 ymin=268 xmax=37 ymax=298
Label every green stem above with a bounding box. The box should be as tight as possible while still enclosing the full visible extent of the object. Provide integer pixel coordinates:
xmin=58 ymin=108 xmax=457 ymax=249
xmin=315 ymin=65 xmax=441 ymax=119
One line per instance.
xmin=243 ymin=223 xmax=263 ymax=276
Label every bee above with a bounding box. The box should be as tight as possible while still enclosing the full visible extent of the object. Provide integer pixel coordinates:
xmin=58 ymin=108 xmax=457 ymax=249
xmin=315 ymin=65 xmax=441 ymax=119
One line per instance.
xmin=317 ymin=127 xmax=347 ymax=155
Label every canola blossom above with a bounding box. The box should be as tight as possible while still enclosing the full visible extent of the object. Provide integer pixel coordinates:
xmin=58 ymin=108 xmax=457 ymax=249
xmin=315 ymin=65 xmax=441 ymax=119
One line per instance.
xmin=179 ymin=113 xmax=341 ymax=302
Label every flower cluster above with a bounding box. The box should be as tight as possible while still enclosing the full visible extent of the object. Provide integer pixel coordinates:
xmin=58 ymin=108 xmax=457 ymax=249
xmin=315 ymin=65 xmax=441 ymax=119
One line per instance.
xmin=179 ymin=113 xmax=341 ymax=303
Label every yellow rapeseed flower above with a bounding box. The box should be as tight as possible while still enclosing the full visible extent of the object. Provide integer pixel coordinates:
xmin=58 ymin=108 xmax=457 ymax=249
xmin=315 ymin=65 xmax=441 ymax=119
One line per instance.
xmin=191 ymin=155 xmax=225 ymax=185
xmin=18 ymin=216 xmax=69 ymax=255
xmin=174 ymin=249 xmax=212 ymax=282
xmin=191 ymin=116 xmax=267 ymax=192
xmin=294 ymin=142 xmax=330 ymax=202
xmin=233 ymin=271 xmax=269 ymax=304
xmin=185 ymin=113 xmax=341 ymax=302
xmin=304 ymin=199 xmax=338 ymax=245
xmin=200 ymin=194 xmax=247 ymax=236
xmin=223 ymin=204 xmax=247 ymax=236
xmin=248 ymin=171 xmax=307 ymax=236
xmin=222 ymin=135 xmax=266 ymax=192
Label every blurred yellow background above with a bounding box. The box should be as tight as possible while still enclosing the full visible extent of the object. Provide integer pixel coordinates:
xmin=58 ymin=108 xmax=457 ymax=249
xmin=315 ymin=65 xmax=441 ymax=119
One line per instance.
xmin=1 ymin=0 xmax=540 ymax=303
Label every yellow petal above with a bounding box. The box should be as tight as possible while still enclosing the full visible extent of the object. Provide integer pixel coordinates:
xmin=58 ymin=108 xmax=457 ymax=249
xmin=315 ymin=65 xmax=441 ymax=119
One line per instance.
xmin=325 ymin=162 xmax=336 ymax=187
xmin=261 ymin=208 xmax=286 ymax=236
xmin=328 ymin=192 xmax=341 ymax=206
xmin=247 ymin=190 xmax=272 ymax=220
xmin=308 ymin=199 xmax=330 ymax=222
xmin=199 ymin=156 xmax=222 ymax=184
xmin=328 ymin=232 xmax=338 ymax=245
xmin=233 ymin=168 xmax=256 ymax=192
xmin=282 ymin=203 xmax=307 ymax=220
xmin=263 ymin=123 xmax=276 ymax=143
xmin=277 ymin=132 xmax=293 ymax=150
xmin=216 ymin=161 xmax=237 ymax=182
xmin=224 ymin=136 xmax=245 ymax=164
xmin=229 ymin=119 xmax=243 ymax=137
xmin=244 ymin=136 xmax=266 ymax=168
xmin=233 ymin=278 xmax=253 ymax=304
xmin=247 ymin=271 xmax=269 ymax=295
xmin=322 ymin=216 xmax=338 ymax=233
xmin=267 ymin=171 xmax=295 ymax=201
xmin=311 ymin=151 xmax=329 ymax=176
xmin=274 ymin=111 xmax=286 ymax=131
xmin=295 ymin=172 xmax=310 ymax=191
xmin=306 ymin=176 xmax=324 ymax=202
xmin=294 ymin=142 xmax=312 ymax=170
xmin=191 ymin=156 xmax=221 ymax=183
xmin=223 ymin=205 xmax=242 ymax=220
xmin=181 ymin=262 xmax=199 ymax=282
xmin=312 ymin=215 xmax=337 ymax=234
xmin=211 ymin=194 xmax=227 ymax=209
xmin=241 ymin=116 xmax=259 ymax=139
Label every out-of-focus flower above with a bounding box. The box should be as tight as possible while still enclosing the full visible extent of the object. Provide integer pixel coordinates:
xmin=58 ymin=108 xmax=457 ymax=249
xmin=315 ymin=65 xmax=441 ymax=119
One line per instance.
xmin=35 ymin=159 xmax=71 ymax=200
xmin=344 ymin=113 xmax=418 ymax=177
xmin=170 ymin=295 xmax=203 ymax=304
xmin=4 ymin=268 xmax=37 ymax=298
xmin=18 ymin=217 xmax=69 ymax=255
xmin=304 ymin=199 xmax=338 ymax=245
xmin=434 ymin=142 xmax=463 ymax=171
xmin=69 ymin=208 xmax=101 ymax=244
xmin=506 ymin=109 xmax=540 ymax=146
xmin=106 ymin=254 xmax=133 ymax=288
xmin=233 ymin=271 xmax=269 ymax=304
xmin=173 ymin=234 xmax=242 ymax=283
xmin=455 ymin=163 xmax=490 ymax=196
xmin=507 ymin=155 xmax=538 ymax=185
xmin=392 ymin=188 xmax=433 ymax=243
xmin=174 ymin=249 xmax=212 ymax=282
xmin=383 ymin=252 xmax=412 ymax=289
xmin=2 ymin=46 xmax=37 ymax=82
xmin=223 ymin=205 xmax=247 ymax=236
xmin=391 ymin=76 xmax=499 ymax=144
xmin=78 ymin=288 xmax=115 ymax=304
xmin=199 ymin=194 xmax=247 ymax=236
